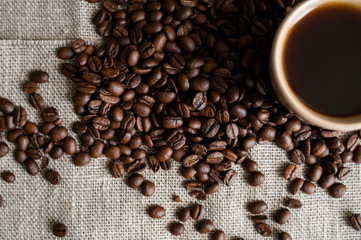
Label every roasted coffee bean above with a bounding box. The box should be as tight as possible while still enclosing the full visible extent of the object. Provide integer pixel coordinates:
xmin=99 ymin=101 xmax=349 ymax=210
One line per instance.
xmin=290 ymin=149 xmax=305 ymax=165
xmin=15 ymin=149 xmax=27 ymax=164
xmin=53 ymin=223 xmax=68 ymax=238
xmin=251 ymin=215 xmax=268 ymax=224
xmin=44 ymin=170 xmax=61 ymax=185
xmin=57 ymin=47 xmax=74 ymax=59
xmin=274 ymin=208 xmax=291 ymax=224
xmin=242 ymin=159 xmax=258 ymax=172
xmin=127 ymin=160 xmax=147 ymax=174
xmin=329 ymin=183 xmax=346 ymax=198
xmin=73 ymin=152 xmax=91 ymax=167
xmin=178 ymin=207 xmax=191 ymax=222
xmin=279 ymin=232 xmax=292 ymax=240
xmin=148 ymin=205 xmax=166 ymax=219
xmin=190 ymin=190 xmax=207 ymax=200
xmin=206 ymin=152 xmax=223 ymax=164
xmin=109 ymin=160 xmax=125 ymax=178
xmin=212 ymin=230 xmax=225 ymax=240
xmin=191 ymin=204 xmax=205 ymax=220
xmin=17 ymin=135 xmax=29 ymax=151
xmin=156 ymin=146 xmax=173 ymax=162
xmin=350 ymin=214 xmax=361 ymax=231
xmin=223 ymin=169 xmax=237 ymax=186
xmin=30 ymin=70 xmax=49 ymax=83
xmin=0 ymin=142 xmax=9 ymax=158
xmin=277 ymin=132 xmax=293 ymax=151
xmin=26 ymin=148 xmax=42 ymax=160
xmin=41 ymin=107 xmax=58 ymax=122
xmin=7 ymin=129 xmax=23 ymax=143
xmin=89 ymin=140 xmax=105 ymax=158
xmin=307 ymin=164 xmax=323 ymax=182
xmin=182 ymin=154 xmax=199 ymax=167
xmin=337 ymin=167 xmax=351 ymax=181
xmin=50 ymin=145 xmax=64 ymax=159
xmin=255 ymin=223 xmax=273 ymax=237
xmin=248 ymin=200 xmax=268 ymax=214
xmin=289 ymin=178 xmax=304 ymax=195
xmin=63 ymin=137 xmax=77 ymax=155
xmin=318 ymin=174 xmax=336 ymax=189
xmin=285 ymin=198 xmax=302 ymax=209
xmin=13 ymin=107 xmax=27 ymax=127
xmin=141 ymin=180 xmax=156 ymax=196
xmin=301 ymin=181 xmax=316 ymax=194
xmin=205 ymin=182 xmax=220 ymax=194
xmin=284 ymin=164 xmax=298 ymax=180
xmin=0 ymin=98 xmax=15 ymax=115
xmin=169 ymin=222 xmax=185 ymax=236
xmin=127 ymin=173 xmax=144 ymax=189
xmin=2 ymin=171 xmax=15 ymax=183
xmin=249 ymin=171 xmax=265 ymax=186
xmin=347 ymin=133 xmax=360 ymax=151
xmin=23 ymin=81 xmax=39 ymax=94
xmin=51 ymin=126 xmax=68 ymax=142
xmin=197 ymin=219 xmax=215 ymax=234
xmin=25 ymin=159 xmax=39 ymax=176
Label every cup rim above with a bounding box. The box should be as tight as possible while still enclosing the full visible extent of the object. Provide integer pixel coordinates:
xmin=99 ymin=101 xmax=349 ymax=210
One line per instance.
xmin=271 ymin=0 xmax=361 ymax=131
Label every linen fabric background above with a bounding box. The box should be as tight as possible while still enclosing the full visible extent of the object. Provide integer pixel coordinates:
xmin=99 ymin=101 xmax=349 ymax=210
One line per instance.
xmin=0 ymin=1 xmax=360 ymax=239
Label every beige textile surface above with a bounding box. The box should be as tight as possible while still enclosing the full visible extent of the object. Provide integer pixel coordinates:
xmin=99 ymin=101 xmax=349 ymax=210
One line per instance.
xmin=0 ymin=1 xmax=361 ymax=239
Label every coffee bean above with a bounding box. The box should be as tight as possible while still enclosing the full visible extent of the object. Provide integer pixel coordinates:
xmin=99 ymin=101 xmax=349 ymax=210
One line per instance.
xmin=347 ymin=133 xmax=360 ymax=151
xmin=73 ymin=152 xmax=91 ymax=167
xmin=289 ymin=178 xmax=304 ymax=195
xmin=206 ymin=152 xmax=223 ymax=164
xmin=255 ymin=223 xmax=273 ymax=237
xmin=109 ymin=160 xmax=125 ymax=178
xmin=212 ymin=230 xmax=225 ymax=240
xmin=197 ymin=219 xmax=215 ymax=234
xmin=248 ymin=171 xmax=265 ymax=186
xmin=25 ymin=159 xmax=39 ymax=176
xmin=285 ymin=198 xmax=302 ymax=209
xmin=0 ymin=98 xmax=15 ymax=115
xmin=169 ymin=222 xmax=185 ymax=236
xmin=156 ymin=146 xmax=173 ymax=162
xmin=251 ymin=215 xmax=268 ymax=224
xmin=307 ymin=164 xmax=323 ymax=182
xmin=205 ymin=182 xmax=220 ymax=194
xmin=224 ymin=169 xmax=237 ymax=186
xmin=2 ymin=171 xmax=15 ymax=183
xmin=290 ymin=149 xmax=305 ymax=165
xmin=51 ymin=126 xmax=68 ymax=142
xmin=53 ymin=223 xmax=68 ymax=238
xmin=23 ymin=81 xmax=39 ymax=94
xmin=44 ymin=170 xmax=61 ymax=185
xmin=127 ymin=173 xmax=144 ymax=189
xmin=30 ymin=70 xmax=49 ymax=83
xmin=0 ymin=142 xmax=9 ymax=158
xmin=190 ymin=204 xmax=205 ymax=220
xmin=284 ymin=164 xmax=298 ymax=180
xmin=301 ymin=180 xmax=316 ymax=194
xmin=248 ymin=200 xmax=268 ymax=214
xmin=178 ymin=207 xmax=191 ymax=222
xmin=350 ymin=214 xmax=361 ymax=231
xmin=279 ymin=232 xmax=292 ymax=240
xmin=329 ymin=183 xmax=346 ymax=198
xmin=41 ymin=107 xmax=58 ymax=122
xmin=242 ymin=159 xmax=258 ymax=172
xmin=13 ymin=107 xmax=27 ymax=127
xmin=274 ymin=208 xmax=291 ymax=224
xmin=141 ymin=180 xmax=155 ymax=196
xmin=337 ymin=167 xmax=351 ymax=181
xmin=318 ymin=174 xmax=336 ymax=189
xmin=58 ymin=47 xmax=74 ymax=59
xmin=148 ymin=205 xmax=166 ymax=219
xmin=190 ymin=190 xmax=207 ymax=200
xmin=15 ymin=150 xmax=27 ymax=164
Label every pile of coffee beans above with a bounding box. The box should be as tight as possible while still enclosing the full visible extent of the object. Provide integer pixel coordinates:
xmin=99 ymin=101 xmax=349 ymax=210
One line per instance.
xmin=1 ymin=0 xmax=361 ymax=238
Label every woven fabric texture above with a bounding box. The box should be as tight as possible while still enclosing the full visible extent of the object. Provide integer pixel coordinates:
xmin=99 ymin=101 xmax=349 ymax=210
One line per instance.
xmin=0 ymin=1 xmax=360 ymax=239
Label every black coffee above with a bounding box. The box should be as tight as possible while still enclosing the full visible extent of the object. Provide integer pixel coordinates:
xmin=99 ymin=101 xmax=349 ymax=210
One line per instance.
xmin=284 ymin=3 xmax=361 ymax=117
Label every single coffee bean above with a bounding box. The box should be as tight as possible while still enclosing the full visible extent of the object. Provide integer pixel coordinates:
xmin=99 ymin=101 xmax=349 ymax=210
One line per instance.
xmin=274 ymin=208 xmax=291 ymax=224
xmin=242 ymin=159 xmax=258 ymax=172
xmin=285 ymin=198 xmax=302 ymax=209
xmin=224 ymin=169 xmax=237 ymax=186
xmin=205 ymin=182 xmax=220 ymax=194
xmin=190 ymin=190 xmax=207 ymax=200
xmin=190 ymin=204 xmax=205 ymax=220
xmin=104 ymin=145 xmax=121 ymax=159
xmin=206 ymin=152 xmax=224 ymax=164
xmin=284 ymin=164 xmax=299 ymax=180
xmin=50 ymin=146 xmax=64 ymax=159
xmin=109 ymin=160 xmax=125 ymax=178
xmin=248 ymin=200 xmax=268 ymax=214
xmin=329 ymin=182 xmax=346 ymax=198
xmin=23 ymin=81 xmax=39 ymax=94
xmin=350 ymin=214 xmax=361 ymax=231
xmin=279 ymin=232 xmax=292 ymax=240
xmin=7 ymin=129 xmax=23 ymax=143
xmin=248 ymin=171 xmax=265 ymax=186
xmin=25 ymin=159 xmax=40 ymax=176
xmin=182 ymin=154 xmax=199 ymax=167
xmin=148 ymin=205 xmax=166 ymax=219
xmin=41 ymin=107 xmax=58 ymax=122
xmin=156 ymin=146 xmax=173 ymax=162
xmin=179 ymin=208 xmax=191 ymax=222
xmin=169 ymin=222 xmax=185 ymax=236
xmin=30 ymin=70 xmax=49 ymax=83
xmin=15 ymin=150 xmax=27 ymax=164
xmin=127 ymin=173 xmax=144 ymax=189
xmin=318 ymin=174 xmax=336 ymax=189
xmin=212 ymin=230 xmax=225 ymax=240
xmin=290 ymin=149 xmax=305 ymax=165
xmin=0 ymin=98 xmax=15 ymax=115
xmin=73 ymin=152 xmax=91 ymax=167
xmin=353 ymin=146 xmax=361 ymax=164
xmin=337 ymin=167 xmax=351 ymax=181
xmin=251 ymin=215 xmax=268 ymax=224
xmin=0 ymin=142 xmax=9 ymax=158
xmin=2 ymin=171 xmax=15 ymax=183
xmin=197 ymin=219 xmax=215 ymax=234
xmin=63 ymin=137 xmax=77 ymax=155
xmin=241 ymin=136 xmax=257 ymax=151
xmin=51 ymin=126 xmax=68 ymax=142
xmin=44 ymin=169 xmax=61 ymax=185
xmin=52 ymin=223 xmax=68 ymax=237
xmin=57 ymin=47 xmax=74 ymax=59
xmin=255 ymin=223 xmax=273 ymax=237
xmin=13 ymin=107 xmax=27 ymax=127
xmin=141 ymin=180 xmax=155 ymax=196
xmin=301 ymin=180 xmax=316 ymax=194
xmin=289 ymin=178 xmax=304 ymax=195
xmin=307 ymin=164 xmax=323 ymax=182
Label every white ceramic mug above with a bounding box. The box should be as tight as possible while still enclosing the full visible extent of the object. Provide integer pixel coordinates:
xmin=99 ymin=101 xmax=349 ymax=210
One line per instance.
xmin=270 ymin=0 xmax=361 ymax=131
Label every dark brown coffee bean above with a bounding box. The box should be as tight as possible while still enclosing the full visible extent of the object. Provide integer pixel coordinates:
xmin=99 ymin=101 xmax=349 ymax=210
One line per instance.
xmin=57 ymin=47 xmax=74 ymax=59
xmin=248 ymin=200 xmax=268 ymax=214
xmin=190 ymin=190 xmax=207 ymax=200
xmin=337 ymin=167 xmax=351 ymax=181
xmin=2 ymin=171 xmax=15 ymax=183
xmin=73 ymin=152 xmax=91 ymax=167
xmin=307 ymin=164 xmax=323 ymax=182
xmin=276 ymin=132 xmax=293 ymax=151
xmin=15 ymin=150 xmax=27 ymax=164
xmin=279 ymin=232 xmax=292 ymax=240
xmin=192 ymin=92 xmax=207 ymax=110
xmin=197 ymin=219 xmax=215 ymax=234
xmin=249 ymin=171 xmax=265 ymax=186
xmin=350 ymin=214 xmax=361 ymax=231
xmin=285 ymin=198 xmax=302 ymax=209
xmin=205 ymin=182 xmax=220 ymax=194
xmin=26 ymin=159 xmax=39 ymax=176
xmin=26 ymin=148 xmax=42 ymax=160
xmin=50 ymin=126 xmax=68 ymax=142
xmin=301 ymin=180 xmax=316 ymax=194
xmin=224 ymin=169 xmax=237 ymax=186
xmin=255 ymin=223 xmax=273 ymax=237
xmin=241 ymin=136 xmax=257 ymax=151
xmin=53 ymin=223 xmax=68 ymax=237
xmin=179 ymin=208 xmax=191 ymax=222
xmin=169 ymin=222 xmax=185 ymax=236
xmin=251 ymin=215 xmax=268 ymax=224
xmin=274 ymin=208 xmax=291 ymax=224
xmin=347 ymin=133 xmax=360 ymax=151
xmin=182 ymin=154 xmax=199 ymax=167
xmin=290 ymin=149 xmax=305 ymax=165
xmin=0 ymin=142 xmax=9 ymax=158
xmin=190 ymin=204 xmax=205 ymax=220
xmin=156 ymin=146 xmax=173 ymax=162
xmin=50 ymin=145 xmax=64 ymax=159
xmin=17 ymin=135 xmax=29 ymax=151
xmin=329 ymin=182 xmax=346 ymax=198
xmin=289 ymin=178 xmax=304 ymax=195
xmin=0 ymin=98 xmax=15 ymax=115
xmin=44 ymin=170 xmax=61 ymax=185
xmin=323 ymin=160 xmax=338 ymax=175
xmin=206 ymin=152 xmax=223 ymax=164
xmin=7 ymin=129 xmax=23 ymax=143
xmin=318 ymin=174 xmax=336 ymax=189
xmin=242 ymin=159 xmax=258 ymax=172
xmin=30 ymin=70 xmax=49 ymax=83
xmin=284 ymin=164 xmax=298 ymax=180
xmin=23 ymin=81 xmax=39 ymax=94
xmin=109 ymin=160 xmax=125 ymax=178
xmin=41 ymin=107 xmax=58 ymax=122
xmin=354 ymin=146 xmax=361 ymax=164
xmin=13 ymin=107 xmax=27 ymax=127
xmin=148 ymin=205 xmax=166 ymax=219
xmin=141 ymin=180 xmax=156 ymax=196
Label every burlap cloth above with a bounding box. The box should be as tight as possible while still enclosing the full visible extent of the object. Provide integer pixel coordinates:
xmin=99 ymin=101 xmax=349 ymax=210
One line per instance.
xmin=0 ymin=1 xmax=360 ymax=239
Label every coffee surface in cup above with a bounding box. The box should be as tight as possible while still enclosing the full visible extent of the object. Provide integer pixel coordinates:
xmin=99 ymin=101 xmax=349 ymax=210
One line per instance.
xmin=283 ymin=2 xmax=361 ymax=117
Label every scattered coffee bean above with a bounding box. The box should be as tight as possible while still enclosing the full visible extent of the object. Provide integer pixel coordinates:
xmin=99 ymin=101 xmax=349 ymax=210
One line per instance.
xmin=255 ymin=223 xmax=273 ymax=237
xmin=52 ymin=223 xmax=68 ymax=237
xmin=251 ymin=215 xmax=268 ymax=224
xmin=248 ymin=200 xmax=268 ymax=214
xmin=329 ymin=183 xmax=346 ymax=198
xmin=274 ymin=208 xmax=291 ymax=224
xmin=212 ymin=230 xmax=225 ymax=240
xmin=284 ymin=164 xmax=298 ymax=180
xmin=178 ymin=207 xmax=191 ymax=222
xmin=289 ymin=178 xmax=304 ymax=195
xmin=148 ymin=205 xmax=166 ymax=219
xmin=141 ymin=180 xmax=155 ymax=196
xmin=301 ymin=181 xmax=316 ymax=194
xmin=44 ymin=170 xmax=61 ymax=185
xmin=0 ymin=142 xmax=9 ymax=158
xmin=127 ymin=173 xmax=144 ymax=189
xmin=169 ymin=222 xmax=185 ymax=236
xmin=73 ymin=152 xmax=91 ymax=167
xmin=284 ymin=198 xmax=302 ymax=209
xmin=1 ymin=171 xmax=15 ymax=183
xmin=109 ymin=160 xmax=125 ymax=178
xmin=350 ymin=214 xmax=361 ymax=231
xmin=25 ymin=159 xmax=40 ymax=176
xmin=197 ymin=219 xmax=215 ymax=234
xmin=190 ymin=204 xmax=205 ymax=220
xmin=248 ymin=171 xmax=265 ymax=186
xmin=279 ymin=232 xmax=292 ymax=240
xmin=30 ymin=70 xmax=49 ymax=83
